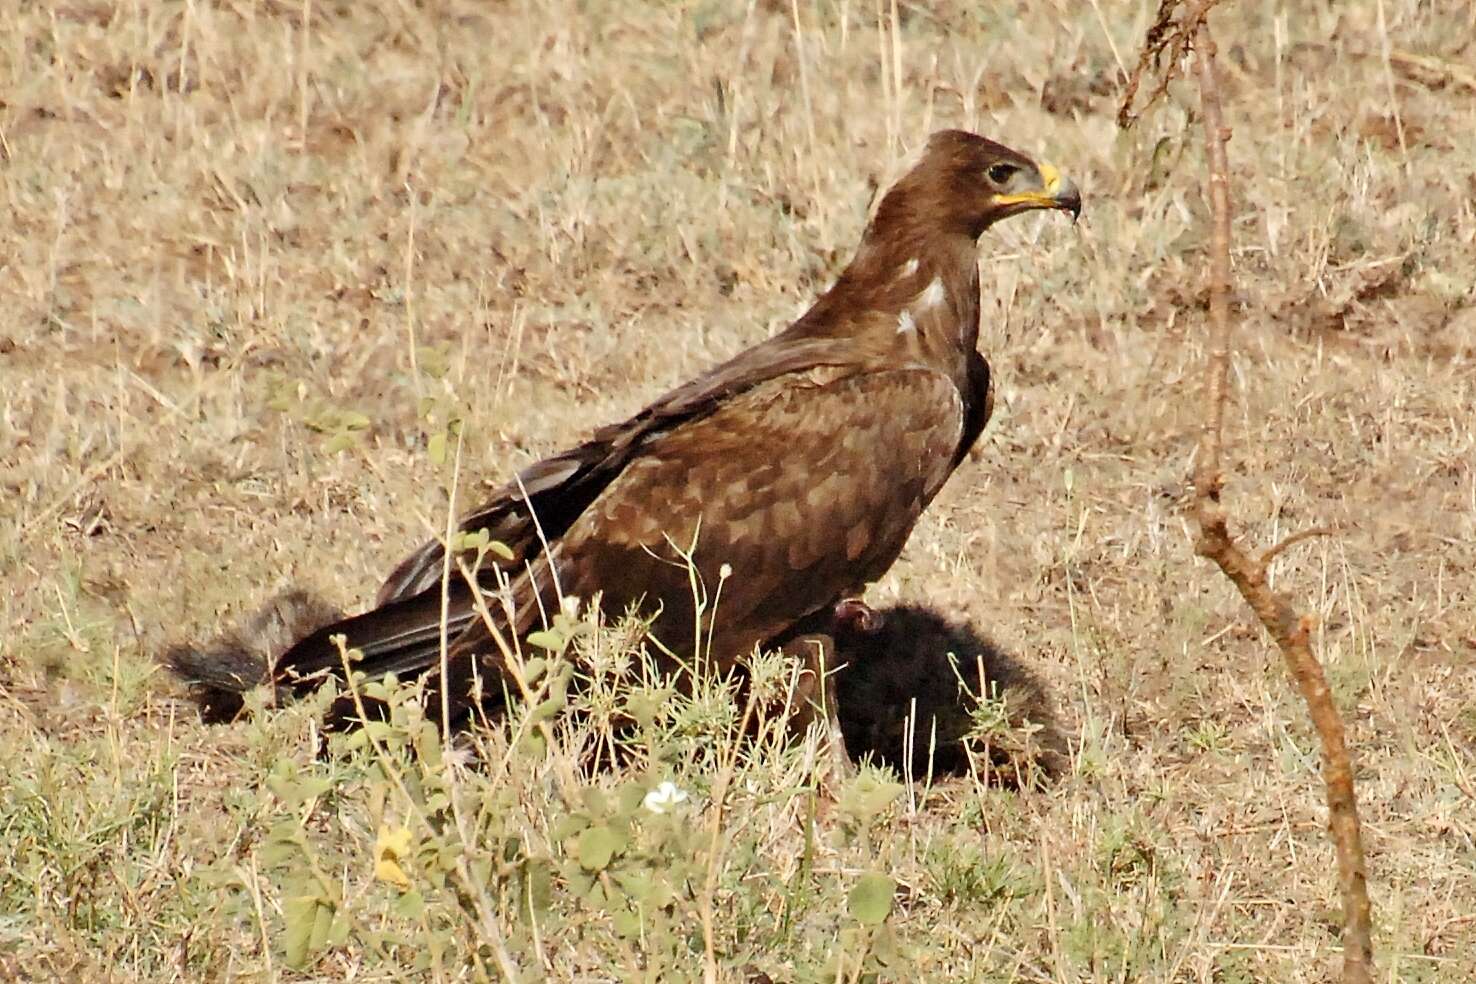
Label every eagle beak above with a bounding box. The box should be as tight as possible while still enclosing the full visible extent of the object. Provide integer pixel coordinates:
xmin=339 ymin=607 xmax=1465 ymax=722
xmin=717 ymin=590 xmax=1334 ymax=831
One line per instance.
xmin=996 ymin=162 xmax=1082 ymax=222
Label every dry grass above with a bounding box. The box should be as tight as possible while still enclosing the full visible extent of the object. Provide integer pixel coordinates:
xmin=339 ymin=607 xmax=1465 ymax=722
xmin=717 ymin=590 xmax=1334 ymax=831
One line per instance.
xmin=3 ymin=0 xmax=1475 ymax=980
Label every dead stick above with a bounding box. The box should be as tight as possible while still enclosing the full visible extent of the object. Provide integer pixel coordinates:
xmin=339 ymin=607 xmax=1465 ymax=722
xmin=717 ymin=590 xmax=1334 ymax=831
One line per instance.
xmin=1189 ymin=23 xmax=1375 ymax=983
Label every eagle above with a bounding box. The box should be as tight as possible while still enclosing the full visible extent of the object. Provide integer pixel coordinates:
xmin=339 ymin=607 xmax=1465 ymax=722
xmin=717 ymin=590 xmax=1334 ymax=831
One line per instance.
xmin=169 ymin=129 xmax=1080 ymax=731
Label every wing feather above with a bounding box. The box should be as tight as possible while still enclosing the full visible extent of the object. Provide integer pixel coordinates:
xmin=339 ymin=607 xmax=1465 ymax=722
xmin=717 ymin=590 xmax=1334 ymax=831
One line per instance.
xmin=443 ymin=367 xmax=965 ymax=679
xmin=374 ymin=336 xmax=888 ymax=605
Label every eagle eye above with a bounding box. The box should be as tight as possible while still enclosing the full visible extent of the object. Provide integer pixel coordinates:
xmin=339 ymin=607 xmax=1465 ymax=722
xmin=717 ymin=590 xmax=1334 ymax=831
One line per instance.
xmin=986 ymin=162 xmax=1018 ymax=186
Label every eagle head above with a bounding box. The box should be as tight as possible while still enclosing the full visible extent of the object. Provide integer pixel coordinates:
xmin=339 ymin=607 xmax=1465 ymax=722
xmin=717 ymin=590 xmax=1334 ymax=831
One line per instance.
xmin=883 ymin=129 xmax=1081 ymax=239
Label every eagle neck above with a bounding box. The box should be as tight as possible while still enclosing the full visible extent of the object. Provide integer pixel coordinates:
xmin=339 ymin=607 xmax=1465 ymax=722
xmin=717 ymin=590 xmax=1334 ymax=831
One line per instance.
xmin=798 ymin=224 xmax=978 ymax=334
xmin=853 ymin=226 xmax=981 ymax=360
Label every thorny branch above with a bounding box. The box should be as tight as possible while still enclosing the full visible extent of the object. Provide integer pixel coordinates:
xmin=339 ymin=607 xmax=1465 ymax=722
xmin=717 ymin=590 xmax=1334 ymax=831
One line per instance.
xmin=1116 ymin=0 xmax=1222 ymax=129
xmin=1118 ymin=4 xmax=1376 ymax=982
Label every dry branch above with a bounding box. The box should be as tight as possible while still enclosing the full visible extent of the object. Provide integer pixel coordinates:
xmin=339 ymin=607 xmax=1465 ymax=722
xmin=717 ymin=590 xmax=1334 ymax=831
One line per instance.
xmin=1116 ymin=0 xmax=1219 ymax=129
xmin=1389 ymin=49 xmax=1476 ymax=94
xmin=1119 ymin=4 xmax=1376 ymax=982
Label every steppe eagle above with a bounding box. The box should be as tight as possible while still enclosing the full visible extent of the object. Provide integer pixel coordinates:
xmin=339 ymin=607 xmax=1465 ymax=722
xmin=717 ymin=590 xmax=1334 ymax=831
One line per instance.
xmin=171 ymin=129 xmax=1080 ymax=730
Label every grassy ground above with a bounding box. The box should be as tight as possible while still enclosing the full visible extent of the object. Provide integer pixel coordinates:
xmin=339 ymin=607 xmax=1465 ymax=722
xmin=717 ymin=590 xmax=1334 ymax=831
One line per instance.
xmin=4 ymin=0 xmax=1475 ymax=980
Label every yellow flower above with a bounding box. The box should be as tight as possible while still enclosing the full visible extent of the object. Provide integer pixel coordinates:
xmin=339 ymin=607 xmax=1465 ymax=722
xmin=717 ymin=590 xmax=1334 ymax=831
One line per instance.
xmin=374 ymin=825 xmax=414 ymax=890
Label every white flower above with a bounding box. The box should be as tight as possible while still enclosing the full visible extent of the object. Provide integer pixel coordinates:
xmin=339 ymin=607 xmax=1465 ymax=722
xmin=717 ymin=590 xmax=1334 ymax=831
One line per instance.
xmin=642 ymin=781 xmax=689 ymax=815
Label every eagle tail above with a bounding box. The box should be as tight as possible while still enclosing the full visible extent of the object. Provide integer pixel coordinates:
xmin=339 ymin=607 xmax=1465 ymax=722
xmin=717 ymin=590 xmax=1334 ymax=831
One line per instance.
xmin=278 ymin=580 xmax=556 ymax=731
xmin=171 ymin=560 xmax=553 ymax=730
xmin=165 ymin=586 xmax=485 ymax=725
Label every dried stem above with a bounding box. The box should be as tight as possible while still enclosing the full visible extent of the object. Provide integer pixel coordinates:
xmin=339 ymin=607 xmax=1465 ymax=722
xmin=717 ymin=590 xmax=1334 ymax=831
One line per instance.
xmin=1188 ymin=21 xmax=1375 ymax=984
xmin=1117 ymin=0 xmax=1221 ymax=129
xmin=1261 ymin=526 xmax=1337 ymax=568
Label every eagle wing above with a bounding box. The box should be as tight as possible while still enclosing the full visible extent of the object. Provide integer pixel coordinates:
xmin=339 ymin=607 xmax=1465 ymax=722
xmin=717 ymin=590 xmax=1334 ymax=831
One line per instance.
xmin=277 ymin=359 xmax=967 ymax=719
xmin=410 ymin=363 xmax=966 ymax=723
xmin=274 ymin=336 xmax=877 ymax=687
xmin=372 ymin=336 xmax=892 ymax=606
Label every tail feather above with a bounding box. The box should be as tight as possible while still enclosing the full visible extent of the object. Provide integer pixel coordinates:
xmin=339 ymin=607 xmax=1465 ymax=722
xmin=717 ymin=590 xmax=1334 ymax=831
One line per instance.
xmin=170 ymin=555 xmax=554 ymax=729
xmin=274 ymin=588 xmax=481 ymax=687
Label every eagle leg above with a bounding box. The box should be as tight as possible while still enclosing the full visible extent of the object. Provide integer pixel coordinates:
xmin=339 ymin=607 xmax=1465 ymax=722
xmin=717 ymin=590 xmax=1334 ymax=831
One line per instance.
xmin=832 ymin=597 xmax=884 ymax=636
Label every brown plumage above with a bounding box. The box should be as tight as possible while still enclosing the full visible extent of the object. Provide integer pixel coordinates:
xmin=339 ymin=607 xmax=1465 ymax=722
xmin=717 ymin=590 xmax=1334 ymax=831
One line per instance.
xmin=170 ymin=129 xmax=1080 ymax=730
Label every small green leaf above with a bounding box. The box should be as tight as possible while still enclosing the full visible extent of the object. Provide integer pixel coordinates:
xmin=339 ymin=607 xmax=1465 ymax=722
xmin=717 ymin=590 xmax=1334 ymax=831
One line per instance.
xmin=257 ymin=838 xmax=303 ymax=868
xmin=562 ymin=859 xmax=597 ymax=901
xmin=848 ymin=872 xmax=896 ymax=926
xmin=416 ymin=344 xmax=451 ymax=379
xmin=453 ymin=528 xmax=491 ymax=552
xmin=616 ymin=782 xmax=646 ymax=815
xmin=576 ymin=824 xmax=624 ymax=871
xmin=611 ymin=906 xmax=641 ymax=938
xmin=393 ymin=889 xmax=426 ymax=920
xmin=582 ymin=787 xmax=608 ymax=815
xmin=427 ymin=431 xmax=448 ymax=465
xmin=325 ymin=431 xmax=356 ymax=454
xmin=282 ymin=894 xmax=336 ymax=968
xmin=838 ymin=772 xmax=904 ymax=826
xmin=281 ymin=897 xmax=314 ymax=967
xmin=325 ymin=909 xmax=350 ymax=947
xmin=625 ymin=688 xmax=670 ymax=728
xmin=363 ymin=720 xmax=395 ymax=744
xmin=525 ymin=629 xmax=566 ymax=653
xmin=261 ymin=819 xmax=306 ymax=859
xmin=520 ymin=730 xmax=546 ymax=756
xmin=551 ymin=813 xmax=589 ymax=842
xmin=529 ymin=695 xmax=565 ymax=723
xmin=267 ymin=774 xmax=333 ymax=806
xmin=524 ymin=858 xmax=554 ymax=913
xmin=615 ymin=868 xmax=658 ymax=905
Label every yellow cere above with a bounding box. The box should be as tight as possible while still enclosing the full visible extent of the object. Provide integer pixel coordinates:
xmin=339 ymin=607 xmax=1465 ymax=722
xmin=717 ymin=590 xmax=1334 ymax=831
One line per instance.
xmin=1038 ymin=161 xmax=1062 ymax=195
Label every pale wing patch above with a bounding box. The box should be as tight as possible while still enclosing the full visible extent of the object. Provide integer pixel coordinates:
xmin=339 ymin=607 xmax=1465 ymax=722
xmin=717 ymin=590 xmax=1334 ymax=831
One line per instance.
xmin=772 ymin=499 xmax=803 ymax=537
xmin=915 ymin=276 xmax=947 ymax=310
xmin=896 ymin=257 xmax=919 ymax=280
xmin=805 ymin=473 xmax=845 ymax=509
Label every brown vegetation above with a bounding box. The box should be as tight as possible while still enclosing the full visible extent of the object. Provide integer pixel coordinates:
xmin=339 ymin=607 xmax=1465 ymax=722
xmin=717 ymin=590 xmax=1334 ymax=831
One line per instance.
xmin=3 ymin=1 xmax=1474 ymax=979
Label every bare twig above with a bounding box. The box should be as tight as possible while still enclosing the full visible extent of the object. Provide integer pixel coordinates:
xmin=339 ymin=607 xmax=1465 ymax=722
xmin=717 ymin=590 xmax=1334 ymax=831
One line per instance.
xmin=1188 ymin=21 xmax=1375 ymax=984
xmin=1388 ymin=49 xmax=1476 ymax=93
xmin=1118 ymin=4 xmax=1376 ymax=981
xmin=1117 ymin=0 xmax=1224 ymax=129
xmin=1373 ymin=0 xmax=1411 ymax=174
xmin=1260 ymin=526 xmax=1337 ymax=569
